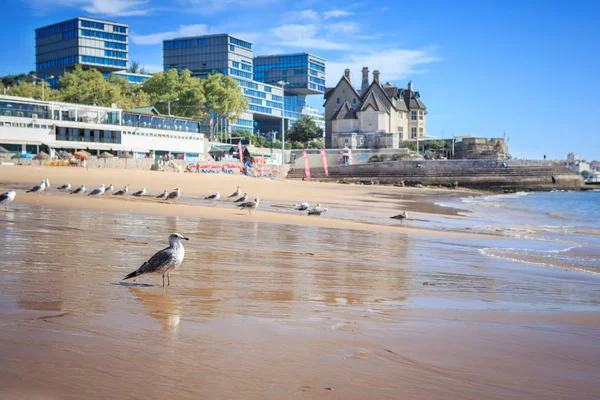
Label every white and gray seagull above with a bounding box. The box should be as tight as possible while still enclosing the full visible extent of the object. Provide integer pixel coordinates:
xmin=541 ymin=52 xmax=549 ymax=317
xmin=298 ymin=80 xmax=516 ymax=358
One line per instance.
xmin=57 ymin=183 xmax=71 ymax=190
xmin=104 ymin=183 xmax=114 ymax=195
xmin=390 ymin=211 xmax=408 ymax=223
xmin=70 ymin=184 xmax=86 ymax=195
xmin=156 ymin=190 xmax=169 ymax=200
xmin=308 ymin=203 xmax=328 ymax=216
xmin=132 ymin=187 xmax=146 ymax=197
xmin=45 ymin=179 xmax=50 ymax=190
xmin=27 ymin=179 xmax=46 ymax=194
xmin=167 ymin=188 xmax=181 ymax=202
xmin=122 ymin=233 xmax=189 ymax=287
xmin=88 ymin=183 xmax=106 ymax=197
xmin=228 ymin=186 xmax=241 ymax=198
xmin=238 ymin=197 xmax=261 ymax=215
xmin=233 ymin=193 xmax=247 ymax=203
xmin=294 ymin=202 xmax=310 ymax=211
xmin=205 ymin=192 xmax=220 ymax=200
xmin=113 ymin=185 xmax=129 ymax=196
xmin=0 ymin=191 xmax=16 ymax=209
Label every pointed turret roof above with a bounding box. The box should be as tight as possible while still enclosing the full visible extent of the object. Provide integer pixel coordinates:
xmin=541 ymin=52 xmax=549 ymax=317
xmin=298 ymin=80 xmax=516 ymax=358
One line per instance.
xmin=332 ymin=101 xmax=357 ymax=120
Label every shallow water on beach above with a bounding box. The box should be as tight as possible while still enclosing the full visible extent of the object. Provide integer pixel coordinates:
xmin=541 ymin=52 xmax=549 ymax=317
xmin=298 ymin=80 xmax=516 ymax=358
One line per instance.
xmin=1 ymin=202 xmax=600 ymax=399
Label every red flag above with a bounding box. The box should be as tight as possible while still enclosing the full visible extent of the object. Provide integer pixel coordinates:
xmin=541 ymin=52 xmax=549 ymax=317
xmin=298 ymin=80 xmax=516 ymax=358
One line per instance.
xmin=209 ymin=117 xmax=214 ymax=127
xmin=238 ymin=141 xmax=244 ymax=165
xmin=303 ymin=150 xmax=311 ymax=180
xmin=319 ymin=148 xmax=328 ymax=177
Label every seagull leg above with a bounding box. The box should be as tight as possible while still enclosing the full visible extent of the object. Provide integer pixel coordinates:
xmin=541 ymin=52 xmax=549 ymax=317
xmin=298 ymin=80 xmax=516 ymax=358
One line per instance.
xmin=162 ymin=273 xmax=166 ymax=287
xmin=167 ymin=272 xmax=170 ymax=286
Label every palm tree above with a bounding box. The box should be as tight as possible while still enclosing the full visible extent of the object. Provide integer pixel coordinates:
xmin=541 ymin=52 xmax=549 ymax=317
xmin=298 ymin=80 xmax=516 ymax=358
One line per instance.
xmin=128 ymin=61 xmax=140 ymax=74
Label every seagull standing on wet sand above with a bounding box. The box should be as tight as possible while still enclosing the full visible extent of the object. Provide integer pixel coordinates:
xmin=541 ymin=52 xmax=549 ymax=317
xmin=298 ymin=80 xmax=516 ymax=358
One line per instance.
xmin=228 ymin=186 xmax=241 ymax=198
xmin=233 ymin=193 xmax=247 ymax=203
xmin=205 ymin=192 xmax=220 ymax=200
xmin=113 ymin=185 xmax=129 ymax=196
xmin=27 ymin=180 xmax=46 ymax=194
xmin=156 ymin=190 xmax=169 ymax=200
xmin=133 ymin=188 xmax=146 ymax=197
xmin=104 ymin=183 xmax=114 ymax=195
xmin=308 ymin=203 xmax=328 ymax=216
xmin=294 ymin=202 xmax=309 ymax=211
xmin=391 ymin=211 xmax=408 ymax=223
xmin=122 ymin=233 xmax=189 ymax=287
xmin=0 ymin=191 xmax=16 ymax=209
xmin=167 ymin=188 xmax=181 ymax=202
xmin=57 ymin=183 xmax=71 ymax=190
xmin=238 ymin=198 xmax=261 ymax=215
xmin=88 ymin=184 xmax=106 ymax=197
xmin=70 ymin=185 xmax=86 ymax=195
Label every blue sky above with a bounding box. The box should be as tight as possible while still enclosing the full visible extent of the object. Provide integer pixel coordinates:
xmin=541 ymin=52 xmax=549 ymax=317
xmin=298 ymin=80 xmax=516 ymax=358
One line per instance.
xmin=0 ymin=0 xmax=598 ymax=160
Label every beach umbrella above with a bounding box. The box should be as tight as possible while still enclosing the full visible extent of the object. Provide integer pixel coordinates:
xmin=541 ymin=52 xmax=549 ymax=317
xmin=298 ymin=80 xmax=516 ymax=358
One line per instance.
xmin=98 ymin=151 xmax=114 ymax=167
xmin=19 ymin=153 xmax=34 ymax=159
xmin=119 ymin=152 xmax=133 ymax=169
xmin=74 ymin=151 xmax=89 ymax=159
xmin=58 ymin=150 xmax=72 ymax=159
xmin=33 ymin=151 xmax=50 ymax=166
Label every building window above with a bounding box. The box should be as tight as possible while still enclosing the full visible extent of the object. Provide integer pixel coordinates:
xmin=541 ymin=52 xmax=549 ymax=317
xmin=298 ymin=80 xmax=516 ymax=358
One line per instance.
xmin=411 ymin=111 xmax=417 ymax=120
xmin=411 ymin=127 xmax=417 ymax=138
xmin=230 ymin=45 xmax=235 ymax=52
xmin=419 ymin=128 xmax=423 ymax=136
xmin=419 ymin=111 xmax=424 ymax=120
xmin=337 ymin=98 xmax=340 ymax=104
xmin=353 ymin=98 xmax=356 ymax=104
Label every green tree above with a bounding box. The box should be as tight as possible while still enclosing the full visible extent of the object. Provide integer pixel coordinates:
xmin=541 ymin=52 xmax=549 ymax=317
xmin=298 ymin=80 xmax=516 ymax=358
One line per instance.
xmin=406 ymin=142 xmax=417 ymax=151
xmin=142 ymin=68 xmax=204 ymax=118
xmin=287 ymin=116 xmax=323 ymax=144
xmin=58 ymin=65 xmax=120 ymax=106
xmin=106 ymin=74 xmax=150 ymax=109
xmin=310 ymin=139 xmax=324 ymax=148
xmin=0 ymin=72 xmax=35 ymax=88
xmin=128 ymin=61 xmax=150 ymax=75
xmin=6 ymin=81 xmax=60 ymax=101
xmin=198 ymin=74 xmax=248 ymax=139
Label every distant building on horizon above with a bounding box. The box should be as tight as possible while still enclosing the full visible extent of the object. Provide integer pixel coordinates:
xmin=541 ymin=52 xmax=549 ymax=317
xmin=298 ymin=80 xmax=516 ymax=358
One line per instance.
xmin=324 ymin=67 xmax=427 ymax=149
xmin=35 ymin=17 xmax=150 ymax=88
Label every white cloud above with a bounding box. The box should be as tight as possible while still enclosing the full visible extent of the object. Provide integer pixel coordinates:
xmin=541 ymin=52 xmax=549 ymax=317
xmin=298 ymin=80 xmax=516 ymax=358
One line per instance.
xmin=326 ymin=22 xmax=360 ymax=34
xmin=296 ymin=9 xmax=319 ymax=20
xmin=323 ymin=10 xmax=353 ymax=19
xmin=131 ymin=24 xmax=210 ymax=45
xmin=269 ymin=24 xmax=351 ymax=50
xmin=326 ymin=48 xmax=440 ymax=86
xmin=27 ymin=0 xmax=153 ymax=16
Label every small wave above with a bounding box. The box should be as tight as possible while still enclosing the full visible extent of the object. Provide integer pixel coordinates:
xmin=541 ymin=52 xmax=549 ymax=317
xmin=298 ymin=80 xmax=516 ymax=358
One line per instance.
xmin=479 ymin=245 xmax=600 ymax=275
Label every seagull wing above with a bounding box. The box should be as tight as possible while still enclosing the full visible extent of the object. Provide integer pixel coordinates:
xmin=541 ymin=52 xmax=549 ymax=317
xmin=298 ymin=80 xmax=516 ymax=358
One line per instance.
xmin=139 ymin=248 xmax=173 ymax=274
xmin=0 ymin=193 xmax=9 ymax=202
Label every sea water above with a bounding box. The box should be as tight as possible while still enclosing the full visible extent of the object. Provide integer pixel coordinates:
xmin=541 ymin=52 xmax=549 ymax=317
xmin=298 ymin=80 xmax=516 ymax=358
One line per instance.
xmin=439 ymin=191 xmax=600 ymax=274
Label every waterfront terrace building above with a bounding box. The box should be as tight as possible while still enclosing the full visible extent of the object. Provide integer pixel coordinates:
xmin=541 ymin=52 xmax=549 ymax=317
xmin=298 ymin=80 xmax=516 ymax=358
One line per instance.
xmin=163 ymin=34 xmax=325 ymax=138
xmin=35 ymin=17 xmax=150 ymax=88
xmin=324 ymin=67 xmax=427 ymax=149
xmin=0 ymin=95 xmax=204 ymax=160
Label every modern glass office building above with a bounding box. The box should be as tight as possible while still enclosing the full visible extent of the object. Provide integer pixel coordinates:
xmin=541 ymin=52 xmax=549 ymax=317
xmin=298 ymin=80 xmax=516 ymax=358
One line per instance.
xmin=253 ymin=53 xmax=326 ymax=95
xmin=35 ymin=17 xmax=149 ymax=88
xmin=163 ymin=34 xmax=325 ymax=137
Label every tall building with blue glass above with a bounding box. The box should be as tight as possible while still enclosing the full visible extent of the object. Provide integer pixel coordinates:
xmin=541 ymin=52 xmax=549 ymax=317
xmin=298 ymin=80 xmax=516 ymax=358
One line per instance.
xmin=163 ymin=34 xmax=325 ymax=138
xmin=35 ymin=17 xmax=150 ymax=88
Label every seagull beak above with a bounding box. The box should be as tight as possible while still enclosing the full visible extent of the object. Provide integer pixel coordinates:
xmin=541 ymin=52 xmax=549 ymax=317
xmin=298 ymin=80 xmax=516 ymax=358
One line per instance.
xmin=183 ymin=237 xmax=190 ymax=241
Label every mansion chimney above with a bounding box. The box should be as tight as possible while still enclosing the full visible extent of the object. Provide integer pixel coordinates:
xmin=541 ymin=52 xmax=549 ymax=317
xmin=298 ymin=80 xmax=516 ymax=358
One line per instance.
xmin=373 ymin=70 xmax=380 ymax=84
xmin=344 ymin=68 xmax=351 ymax=81
xmin=408 ymin=81 xmax=413 ymax=92
xmin=361 ymin=67 xmax=369 ymax=95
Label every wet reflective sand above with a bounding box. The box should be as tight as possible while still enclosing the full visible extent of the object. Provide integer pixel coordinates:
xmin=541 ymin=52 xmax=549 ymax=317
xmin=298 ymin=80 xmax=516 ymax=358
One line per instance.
xmin=1 ymin=202 xmax=600 ymax=400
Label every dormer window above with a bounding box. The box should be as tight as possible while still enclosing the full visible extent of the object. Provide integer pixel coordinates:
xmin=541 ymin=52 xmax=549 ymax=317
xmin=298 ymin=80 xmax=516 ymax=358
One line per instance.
xmin=337 ymin=98 xmax=340 ymax=104
xmin=353 ymin=98 xmax=356 ymax=104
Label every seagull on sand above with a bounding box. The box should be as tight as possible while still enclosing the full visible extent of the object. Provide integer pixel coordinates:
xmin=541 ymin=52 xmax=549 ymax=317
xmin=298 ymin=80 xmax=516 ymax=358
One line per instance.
xmin=294 ymin=202 xmax=309 ymax=211
xmin=0 ymin=191 xmax=16 ymax=209
xmin=156 ymin=190 xmax=169 ymax=200
xmin=132 ymin=188 xmax=146 ymax=197
xmin=104 ymin=183 xmax=114 ymax=195
xmin=390 ymin=211 xmax=408 ymax=223
xmin=70 ymin=184 xmax=86 ymax=195
xmin=88 ymin=184 xmax=106 ymax=197
xmin=113 ymin=185 xmax=129 ymax=196
xmin=308 ymin=203 xmax=328 ymax=216
xmin=205 ymin=192 xmax=220 ymax=200
xmin=233 ymin=193 xmax=247 ymax=203
xmin=228 ymin=186 xmax=241 ymax=198
xmin=122 ymin=233 xmax=189 ymax=287
xmin=167 ymin=188 xmax=181 ymax=202
xmin=27 ymin=180 xmax=46 ymax=194
xmin=57 ymin=183 xmax=71 ymax=190
xmin=238 ymin=198 xmax=261 ymax=215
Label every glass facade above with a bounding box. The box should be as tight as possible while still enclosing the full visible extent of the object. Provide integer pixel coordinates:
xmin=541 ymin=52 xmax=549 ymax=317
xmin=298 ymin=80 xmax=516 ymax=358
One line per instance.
xmin=82 ymin=56 xmax=127 ymax=68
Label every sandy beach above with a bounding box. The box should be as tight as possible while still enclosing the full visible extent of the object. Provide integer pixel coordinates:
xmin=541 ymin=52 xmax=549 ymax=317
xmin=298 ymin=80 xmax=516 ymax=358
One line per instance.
xmin=1 ymin=166 xmax=599 ymax=399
